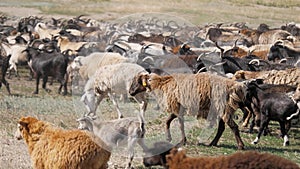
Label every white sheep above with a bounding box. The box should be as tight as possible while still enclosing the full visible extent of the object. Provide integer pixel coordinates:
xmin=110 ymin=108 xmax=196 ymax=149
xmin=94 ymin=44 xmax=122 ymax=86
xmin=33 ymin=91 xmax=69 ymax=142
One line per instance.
xmin=81 ymin=62 xmax=148 ymax=120
xmin=77 ymin=115 xmax=148 ymax=169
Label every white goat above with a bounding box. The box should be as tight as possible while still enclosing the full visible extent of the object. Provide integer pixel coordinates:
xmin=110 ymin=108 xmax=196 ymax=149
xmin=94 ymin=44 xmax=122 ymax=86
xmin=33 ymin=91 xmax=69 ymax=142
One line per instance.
xmin=34 ymin=22 xmax=60 ymax=39
xmin=0 ymin=42 xmax=28 ymax=78
xmin=77 ymin=115 xmax=148 ymax=169
xmin=81 ymin=62 xmax=148 ymax=120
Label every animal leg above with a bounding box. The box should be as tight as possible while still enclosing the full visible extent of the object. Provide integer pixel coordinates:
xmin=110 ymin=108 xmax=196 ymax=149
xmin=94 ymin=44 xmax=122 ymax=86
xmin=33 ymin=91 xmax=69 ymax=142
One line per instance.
xmin=34 ymin=75 xmax=40 ymax=94
xmin=209 ymin=119 xmax=225 ymax=147
xmin=126 ymin=137 xmax=137 ymax=169
xmin=42 ymin=76 xmax=51 ymax=93
xmin=108 ymin=92 xmax=123 ymax=119
xmin=252 ymin=116 xmax=269 ymax=145
xmin=165 ymin=113 xmax=177 ymax=142
xmin=134 ymin=93 xmax=148 ymax=122
xmin=227 ymin=117 xmax=244 ymax=150
xmin=279 ymin=121 xmax=289 ymax=146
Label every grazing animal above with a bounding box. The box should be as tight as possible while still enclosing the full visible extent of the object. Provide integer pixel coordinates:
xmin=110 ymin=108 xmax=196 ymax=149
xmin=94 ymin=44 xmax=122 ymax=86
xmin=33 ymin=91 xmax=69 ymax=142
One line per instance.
xmin=24 ymin=47 xmax=69 ymax=95
xmin=129 ymin=72 xmax=248 ymax=149
xmin=232 ymin=68 xmax=300 ymax=87
xmin=246 ymin=81 xmax=299 ymax=146
xmin=0 ymin=55 xmax=11 ymax=94
xmin=77 ymin=116 xmax=148 ymax=169
xmin=143 ymin=142 xmax=299 ymax=169
xmin=15 ymin=116 xmax=111 ymax=169
xmin=81 ymin=62 xmax=148 ymax=119
xmin=166 ymin=148 xmax=299 ymax=169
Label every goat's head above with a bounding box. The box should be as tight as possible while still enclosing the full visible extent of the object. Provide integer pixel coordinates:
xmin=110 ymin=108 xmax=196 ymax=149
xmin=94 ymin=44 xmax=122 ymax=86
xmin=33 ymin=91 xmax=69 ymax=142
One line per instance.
xmin=293 ymin=85 xmax=300 ymax=102
xmin=267 ymin=43 xmax=287 ymax=61
xmin=76 ymin=116 xmax=95 ymax=131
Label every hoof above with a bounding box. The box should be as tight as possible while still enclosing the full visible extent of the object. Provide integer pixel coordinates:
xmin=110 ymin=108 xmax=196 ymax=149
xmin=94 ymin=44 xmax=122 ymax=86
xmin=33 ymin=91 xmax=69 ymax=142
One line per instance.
xmin=283 ymin=141 xmax=290 ymax=146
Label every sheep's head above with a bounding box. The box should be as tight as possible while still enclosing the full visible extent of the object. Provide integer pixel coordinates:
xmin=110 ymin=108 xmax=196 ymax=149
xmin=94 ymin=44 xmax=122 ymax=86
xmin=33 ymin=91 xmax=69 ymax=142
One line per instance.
xmin=129 ymin=72 xmax=150 ymax=96
xmin=143 ymin=141 xmax=174 ymax=168
xmin=15 ymin=116 xmax=47 ymax=141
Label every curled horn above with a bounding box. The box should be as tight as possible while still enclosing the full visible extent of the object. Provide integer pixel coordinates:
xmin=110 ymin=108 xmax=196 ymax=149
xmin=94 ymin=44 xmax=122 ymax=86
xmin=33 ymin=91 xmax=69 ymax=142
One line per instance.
xmin=197 ymin=67 xmax=207 ymax=73
xmin=215 ymin=42 xmax=224 ymax=58
xmin=249 ymin=59 xmax=260 ymax=65
xmin=279 ymin=58 xmax=287 ymax=63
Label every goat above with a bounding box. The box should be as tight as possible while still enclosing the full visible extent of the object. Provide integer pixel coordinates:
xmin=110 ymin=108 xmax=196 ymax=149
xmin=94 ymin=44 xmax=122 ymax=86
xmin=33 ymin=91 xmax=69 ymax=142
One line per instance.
xmin=15 ymin=116 xmax=111 ymax=169
xmin=77 ymin=116 xmax=148 ymax=169
xmin=24 ymin=46 xmax=68 ymax=95
xmin=0 ymin=55 xmax=11 ymax=94
xmin=246 ymin=80 xmax=299 ymax=146
xmin=129 ymin=72 xmax=248 ymax=150
xmin=268 ymin=42 xmax=300 ymax=66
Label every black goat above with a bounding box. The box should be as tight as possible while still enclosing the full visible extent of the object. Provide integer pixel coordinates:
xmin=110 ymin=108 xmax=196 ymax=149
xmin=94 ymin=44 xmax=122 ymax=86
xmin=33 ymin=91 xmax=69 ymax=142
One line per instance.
xmin=246 ymin=80 xmax=299 ymax=146
xmin=268 ymin=43 xmax=300 ymax=66
xmin=24 ymin=47 xmax=68 ymax=95
xmin=0 ymin=55 xmax=11 ymax=94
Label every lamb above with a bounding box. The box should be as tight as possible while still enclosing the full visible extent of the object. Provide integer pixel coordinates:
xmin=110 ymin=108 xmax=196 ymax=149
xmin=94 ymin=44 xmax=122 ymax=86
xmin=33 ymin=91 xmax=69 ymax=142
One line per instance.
xmin=15 ymin=116 xmax=111 ymax=169
xmin=129 ymin=72 xmax=248 ymax=150
xmin=81 ymin=62 xmax=148 ymax=120
xmin=77 ymin=115 xmax=148 ymax=169
xmin=232 ymin=68 xmax=300 ymax=87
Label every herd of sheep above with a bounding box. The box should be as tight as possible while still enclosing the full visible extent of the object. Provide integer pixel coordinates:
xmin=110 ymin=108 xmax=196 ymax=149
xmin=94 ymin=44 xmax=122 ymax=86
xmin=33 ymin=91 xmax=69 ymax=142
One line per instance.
xmin=0 ymin=13 xmax=300 ymax=168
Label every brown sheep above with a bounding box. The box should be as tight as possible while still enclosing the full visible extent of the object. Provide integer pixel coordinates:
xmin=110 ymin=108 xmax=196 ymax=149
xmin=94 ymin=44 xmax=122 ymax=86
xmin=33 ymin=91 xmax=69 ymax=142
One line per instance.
xmin=166 ymin=148 xmax=300 ymax=169
xmin=232 ymin=68 xmax=300 ymax=87
xmin=129 ymin=72 xmax=248 ymax=150
xmin=15 ymin=116 xmax=111 ymax=169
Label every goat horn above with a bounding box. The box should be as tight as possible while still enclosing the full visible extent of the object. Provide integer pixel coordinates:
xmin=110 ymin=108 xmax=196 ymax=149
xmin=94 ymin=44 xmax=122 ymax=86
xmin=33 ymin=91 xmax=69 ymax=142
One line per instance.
xmin=279 ymin=58 xmax=287 ymax=63
xmin=249 ymin=59 xmax=260 ymax=65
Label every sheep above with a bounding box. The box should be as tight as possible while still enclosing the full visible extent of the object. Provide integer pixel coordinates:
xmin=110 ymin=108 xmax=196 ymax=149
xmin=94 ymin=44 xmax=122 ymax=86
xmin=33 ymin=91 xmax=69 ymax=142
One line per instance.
xmin=232 ymin=68 xmax=300 ymax=87
xmin=81 ymin=62 xmax=148 ymax=120
xmin=166 ymin=148 xmax=300 ymax=169
xmin=77 ymin=115 xmax=148 ymax=169
xmin=69 ymin=52 xmax=130 ymax=82
xmin=143 ymin=142 xmax=300 ymax=169
xmin=129 ymin=72 xmax=248 ymax=150
xmin=15 ymin=116 xmax=111 ymax=169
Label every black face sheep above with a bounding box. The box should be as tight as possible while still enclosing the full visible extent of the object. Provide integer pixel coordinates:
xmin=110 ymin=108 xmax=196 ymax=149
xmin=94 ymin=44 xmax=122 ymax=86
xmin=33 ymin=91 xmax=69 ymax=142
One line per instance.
xmin=143 ymin=142 xmax=299 ymax=169
xmin=77 ymin=116 xmax=148 ymax=169
xmin=15 ymin=116 xmax=111 ymax=169
xmin=129 ymin=72 xmax=248 ymax=150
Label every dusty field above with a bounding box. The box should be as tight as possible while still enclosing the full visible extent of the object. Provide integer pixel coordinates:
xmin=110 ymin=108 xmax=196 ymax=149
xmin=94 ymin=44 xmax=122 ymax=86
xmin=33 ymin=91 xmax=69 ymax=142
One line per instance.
xmin=1 ymin=0 xmax=300 ymax=168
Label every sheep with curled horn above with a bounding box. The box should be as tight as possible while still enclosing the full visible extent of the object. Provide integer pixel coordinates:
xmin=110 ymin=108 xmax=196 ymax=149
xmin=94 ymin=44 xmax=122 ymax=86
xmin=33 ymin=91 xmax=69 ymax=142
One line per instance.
xmin=129 ymin=72 xmax=250 ymax=150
